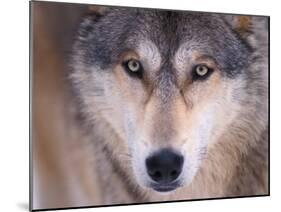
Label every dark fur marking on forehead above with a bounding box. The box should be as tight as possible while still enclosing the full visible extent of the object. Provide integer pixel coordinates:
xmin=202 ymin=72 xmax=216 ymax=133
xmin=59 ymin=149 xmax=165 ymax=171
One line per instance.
xmin=155 ymin=60 xmax=178 ymax=104
xmin=74 ymin=8 xmax=252 ymax=77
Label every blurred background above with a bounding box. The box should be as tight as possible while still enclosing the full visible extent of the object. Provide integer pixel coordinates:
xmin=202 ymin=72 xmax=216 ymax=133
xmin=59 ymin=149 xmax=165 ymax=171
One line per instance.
xmin=31 ymin=1 xmax=100 ymax=209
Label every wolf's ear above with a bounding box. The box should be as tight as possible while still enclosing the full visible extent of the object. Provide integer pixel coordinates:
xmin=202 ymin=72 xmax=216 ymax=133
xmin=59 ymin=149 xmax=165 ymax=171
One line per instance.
xmin=225 ymin=15 xmax=268 ymax=47
xmin=77 ymin=6 xmax=111 ymax=40
xmin=226 ymin=16 xmax=253 ymax=38
xmin=225 ymin=16 xmax=267 ymax=37
xmin=87 ymin=5 xmax=110 ymax=17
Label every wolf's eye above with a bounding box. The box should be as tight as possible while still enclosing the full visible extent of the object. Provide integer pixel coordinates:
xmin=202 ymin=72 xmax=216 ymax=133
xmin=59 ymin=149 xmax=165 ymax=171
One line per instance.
xmin=195 ymin=65 xmax=208 ymax=76
xmin=192 ymin=64 xmax=213 ymax=81
xmin=127 ymin=59 xmax=141 ymax=72
xmin=123 ymin=59 xmax=143 ymax=78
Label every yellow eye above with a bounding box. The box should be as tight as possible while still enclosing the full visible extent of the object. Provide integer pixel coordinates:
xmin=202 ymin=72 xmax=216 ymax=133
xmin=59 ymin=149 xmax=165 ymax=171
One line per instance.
xmin=192 ymin=64 xmax=214 ymax=81
xmin=123 ymin=59 xmax=143 ymax=79
xmin=195 ymin=64 xmax=209 ymax=76
xmin=127 ymin=59 xmax=141 ymax=72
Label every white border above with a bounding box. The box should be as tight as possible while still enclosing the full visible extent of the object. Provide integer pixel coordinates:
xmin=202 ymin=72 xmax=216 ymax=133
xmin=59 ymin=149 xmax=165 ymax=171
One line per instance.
xmin=0 ymin=0 xmax=279 ymax=212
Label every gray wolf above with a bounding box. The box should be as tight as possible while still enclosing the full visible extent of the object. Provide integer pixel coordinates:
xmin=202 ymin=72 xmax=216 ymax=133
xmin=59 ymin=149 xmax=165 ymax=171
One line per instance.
xmin=32 ymin=4 xmax=269 ymax=209
xmin=68 ymin=7 xmax=268 ymax=204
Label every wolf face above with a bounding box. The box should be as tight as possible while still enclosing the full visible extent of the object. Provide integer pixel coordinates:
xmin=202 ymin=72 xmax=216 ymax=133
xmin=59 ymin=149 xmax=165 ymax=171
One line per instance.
xmin=70 ymin=8 xmax=267 ymax=193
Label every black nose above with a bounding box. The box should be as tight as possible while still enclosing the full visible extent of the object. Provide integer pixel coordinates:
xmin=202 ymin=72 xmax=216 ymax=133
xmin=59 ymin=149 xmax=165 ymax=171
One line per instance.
xmin=146 ymin=149 xmax=184 ymax=184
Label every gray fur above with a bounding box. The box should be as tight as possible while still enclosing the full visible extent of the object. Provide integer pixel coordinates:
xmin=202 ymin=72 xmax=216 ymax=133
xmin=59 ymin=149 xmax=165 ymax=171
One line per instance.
xmin=73 ymin=8 xmax=253 ymax=77
xmin=68 ymin=7 xmax=268 ymax=204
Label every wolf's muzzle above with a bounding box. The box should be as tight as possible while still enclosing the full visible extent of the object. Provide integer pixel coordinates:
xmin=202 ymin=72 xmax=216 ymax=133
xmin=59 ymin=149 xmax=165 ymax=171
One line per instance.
xmin=145 ymin=148 xmax=183 ymax=192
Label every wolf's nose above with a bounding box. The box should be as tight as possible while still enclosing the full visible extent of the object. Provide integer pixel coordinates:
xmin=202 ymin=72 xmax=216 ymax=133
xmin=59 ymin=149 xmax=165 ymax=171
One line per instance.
xmin=146 ymin=149 xmax=184 ymax=184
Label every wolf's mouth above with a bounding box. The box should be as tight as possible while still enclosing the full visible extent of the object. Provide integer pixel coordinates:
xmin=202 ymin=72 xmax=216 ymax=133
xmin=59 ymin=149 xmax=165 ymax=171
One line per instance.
xmin=150 ymin=182 xmax=180 ymax=193
xmin=152 ymin=186 xmax=177 ymax=192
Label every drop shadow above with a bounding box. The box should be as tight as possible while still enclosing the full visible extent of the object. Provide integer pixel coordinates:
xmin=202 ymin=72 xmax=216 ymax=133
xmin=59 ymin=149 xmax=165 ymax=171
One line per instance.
xmin=17 ymin=202 xmax=29 ymax=211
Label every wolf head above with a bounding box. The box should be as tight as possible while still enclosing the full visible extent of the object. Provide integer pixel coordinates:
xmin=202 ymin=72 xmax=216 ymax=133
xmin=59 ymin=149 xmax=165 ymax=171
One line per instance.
xmin=70 ymin=8 xmax=268 ymax=193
